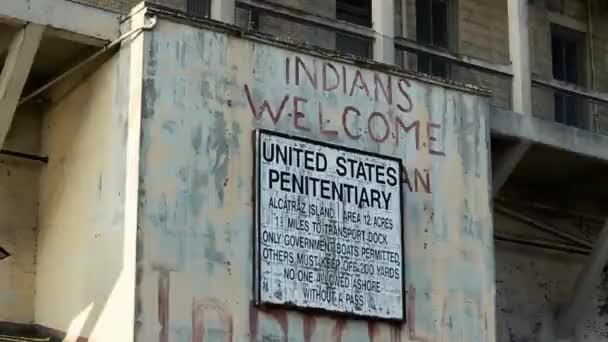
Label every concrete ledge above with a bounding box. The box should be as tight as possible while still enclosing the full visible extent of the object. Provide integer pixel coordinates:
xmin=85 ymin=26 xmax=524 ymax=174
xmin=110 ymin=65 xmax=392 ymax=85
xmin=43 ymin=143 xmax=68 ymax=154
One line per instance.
xmin=0 ymin=0 xmax=120 ymax=43
xmin=491 ymin=107 xmax=608 ymax=161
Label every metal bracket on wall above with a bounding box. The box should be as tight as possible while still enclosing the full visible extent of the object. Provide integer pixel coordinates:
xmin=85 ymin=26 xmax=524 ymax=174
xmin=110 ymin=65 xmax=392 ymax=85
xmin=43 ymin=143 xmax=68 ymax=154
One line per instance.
xmin=0 ymin=149 xmax=48 ymax=163
xmin=0 ymin=246 xmax=10 ymax=260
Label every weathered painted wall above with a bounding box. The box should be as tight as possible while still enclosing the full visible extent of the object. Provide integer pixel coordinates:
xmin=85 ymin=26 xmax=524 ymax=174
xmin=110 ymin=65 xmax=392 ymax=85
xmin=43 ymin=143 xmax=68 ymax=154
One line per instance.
xmin=0 ymin=105 xmax=42 ymax=323
xmin=34 ymin=45 xmax=138 ymax=341
xmin=136 ymin=16 xmax=494 ymax=342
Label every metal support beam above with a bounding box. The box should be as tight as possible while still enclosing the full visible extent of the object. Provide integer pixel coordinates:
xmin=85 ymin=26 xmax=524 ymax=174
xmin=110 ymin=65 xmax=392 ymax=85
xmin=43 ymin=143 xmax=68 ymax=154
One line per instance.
xmin=556 ymin=220 xmax=608 ymax=338
xmin=211 ymin=0 xmax=235 ymax=24
xmin=0 ymin=24 xmax=44 ymax=148
xmin=495 ymin=204 xmax=593 ymax=248
xmin=371 ymin=0 xmax=395 ymax=64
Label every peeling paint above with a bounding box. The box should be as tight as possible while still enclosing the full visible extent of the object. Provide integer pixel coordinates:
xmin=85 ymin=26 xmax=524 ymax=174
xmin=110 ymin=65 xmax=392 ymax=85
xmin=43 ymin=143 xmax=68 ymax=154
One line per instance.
xmin=136 ymin=15 xmax=493 ymax=342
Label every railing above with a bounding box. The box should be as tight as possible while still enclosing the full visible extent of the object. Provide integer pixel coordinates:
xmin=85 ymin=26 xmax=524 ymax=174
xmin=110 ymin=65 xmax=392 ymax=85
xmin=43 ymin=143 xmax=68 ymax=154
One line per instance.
xmin=394 ymin=38 xmax=514 ymax=110
xmin=68 ymin=0 xmax=211 ymax=17
xmin=532 ymin=78 xmax=608 ymax=134
xmin=235 ymin=0 xmax=374 ymax=59
xmin=68 ymin=0 xmax=140 ymax=13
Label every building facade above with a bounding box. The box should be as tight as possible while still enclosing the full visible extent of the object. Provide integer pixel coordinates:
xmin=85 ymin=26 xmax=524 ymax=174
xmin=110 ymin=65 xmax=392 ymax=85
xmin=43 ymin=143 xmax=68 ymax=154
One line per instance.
xmin=0 ymin=0 xmax=607 ymax=341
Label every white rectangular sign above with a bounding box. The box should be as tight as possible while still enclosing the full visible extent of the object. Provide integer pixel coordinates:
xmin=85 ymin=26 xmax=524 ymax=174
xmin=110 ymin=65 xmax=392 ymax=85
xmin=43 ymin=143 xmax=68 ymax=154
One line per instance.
xmin=254 ymin=130 xmax=404 ymax=320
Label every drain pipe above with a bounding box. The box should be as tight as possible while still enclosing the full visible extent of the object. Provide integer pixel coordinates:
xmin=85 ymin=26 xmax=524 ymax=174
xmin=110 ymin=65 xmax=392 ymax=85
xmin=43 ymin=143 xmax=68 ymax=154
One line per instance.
xmin=18 ymin=14 xmax=158 ymax=106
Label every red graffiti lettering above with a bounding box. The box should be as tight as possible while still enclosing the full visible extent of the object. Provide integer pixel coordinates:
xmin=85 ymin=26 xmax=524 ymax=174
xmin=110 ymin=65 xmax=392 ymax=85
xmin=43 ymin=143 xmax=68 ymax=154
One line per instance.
xmin=318 ymin=103 xmax=338 ymax=137
xmin=293 ymin=96 xmax=310 ymax=131
xmin=395 ymin=117 xmax=420 ymax=150
xmin=374 ymin=73 xmax=392 ymax=105
xmin=192 ymin=298 xmax=233 ymax=342
xmin=349 ymin=69 xmax=370 ymax=97
xmin=244 ymin=84 xmax=289 ymax=124
xmin=342 ymin=106 xmax=361 ymax=140
xmin=368 ymin=112 xmax=390 ymax=143
xmin=323 ymin=62 xmax=340 ymax=91
xmin=427 ymin=122 xmax=445 ymax=156
xmin=397 ymin=78 xmax=413 ymax=113
xmin=296 ymin=56 xmax=317 ymax=90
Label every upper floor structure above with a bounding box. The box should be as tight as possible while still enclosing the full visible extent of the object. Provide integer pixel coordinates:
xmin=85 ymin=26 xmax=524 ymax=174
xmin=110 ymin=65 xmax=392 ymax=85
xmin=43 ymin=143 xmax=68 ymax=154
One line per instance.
xmin=1 ymin=1 xmax=608 ymax=341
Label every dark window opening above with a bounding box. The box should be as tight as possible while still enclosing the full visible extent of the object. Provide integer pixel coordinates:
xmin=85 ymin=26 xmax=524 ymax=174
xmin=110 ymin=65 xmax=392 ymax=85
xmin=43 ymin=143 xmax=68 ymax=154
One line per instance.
xmin=336 ymin=32 xmax=372 ymax=58
xmin=337 ymin=0 xmax=372 ymax=27
xmin=187 ymin=0 xmax=210 ymax=18
xmin=335 ymin=0 xmax=372 ymax=58
xmin=416 ymin=0 xmax=450 ymax=78
xmin=551 ymin=25 xmax=586 ymax=127
xmin=546 ymin=0 xmax=564 ymax=13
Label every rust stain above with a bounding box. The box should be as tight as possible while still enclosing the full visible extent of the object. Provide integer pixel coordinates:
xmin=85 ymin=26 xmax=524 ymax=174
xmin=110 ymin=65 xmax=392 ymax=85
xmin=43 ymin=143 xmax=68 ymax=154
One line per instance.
xmin=249 ymin=306 xmax=258 ymax=342
xmin=264 ymin=308 xmax=289 ymax=341
xmin=439 ymin=297 xmax=448 ymax=342
xmin=192 ymin=298 xmax=234 ymax=342
xmin=158 ymin=270 xmax=170 ymax=342
xmin=367 ymin=321 xmax=377 ymax=342
xmin=302 ymin=314 xmax=316 ymax=342
xmin=390 ymin=325 xmax=401 ymax=342
xmin=407 ymin=285 xmax=416 ymax=339
xmin=332 ymin=319 xmax=347 ymax=342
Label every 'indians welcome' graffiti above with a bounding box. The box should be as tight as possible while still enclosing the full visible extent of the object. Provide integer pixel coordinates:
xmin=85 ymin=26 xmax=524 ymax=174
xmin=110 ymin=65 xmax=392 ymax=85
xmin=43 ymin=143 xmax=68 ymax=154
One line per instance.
xmin=244 ymin=55 xmax=448 ymax=194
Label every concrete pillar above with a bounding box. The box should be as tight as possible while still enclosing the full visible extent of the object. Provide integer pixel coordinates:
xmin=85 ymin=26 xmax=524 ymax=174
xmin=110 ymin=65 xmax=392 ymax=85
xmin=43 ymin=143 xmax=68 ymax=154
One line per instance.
xmin=211 ymin=0 xmax=235 ymax=24
xmin=508 ymin=0 xmax=532 ymax=114
xmin=493 ymin=0 xmax=533 ymax=197
xmin=372 ymin=0 xmax=395 ymax=64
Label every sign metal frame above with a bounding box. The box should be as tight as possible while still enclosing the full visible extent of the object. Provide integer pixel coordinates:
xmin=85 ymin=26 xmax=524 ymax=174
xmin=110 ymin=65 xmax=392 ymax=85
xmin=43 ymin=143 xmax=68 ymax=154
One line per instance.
xmin=253 ymin=129 xmax=405 ymax=321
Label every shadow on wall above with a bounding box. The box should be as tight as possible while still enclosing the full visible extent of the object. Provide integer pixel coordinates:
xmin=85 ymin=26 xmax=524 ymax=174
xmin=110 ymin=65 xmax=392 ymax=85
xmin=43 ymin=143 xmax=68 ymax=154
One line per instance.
xmin=32 ymin=51 xmax=133 ymax=341
xmin=0 ymin=246 xmax=9 ymax=260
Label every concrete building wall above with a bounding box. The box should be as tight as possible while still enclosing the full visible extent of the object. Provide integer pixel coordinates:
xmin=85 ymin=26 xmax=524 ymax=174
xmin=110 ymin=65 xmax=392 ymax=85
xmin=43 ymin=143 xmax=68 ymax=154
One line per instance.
xmin=135 ymin=16 xmax=494 ymax=342
xmin=529 ymin=0 xmax=608 ymax=126
xmin=590 ymin=0 xmax=608 ymax=93
xmin=458 ymin=0 xmax=510 ymax=64
xmin=34 ymin=47 xmax=138 ymax=341
xmin=0 ymin=106 xmax=42 ymax=324
xmin=397 ymin=0 xmax=511 ymax=109
xmin=494 ymin=211 xmax=608 ymax=341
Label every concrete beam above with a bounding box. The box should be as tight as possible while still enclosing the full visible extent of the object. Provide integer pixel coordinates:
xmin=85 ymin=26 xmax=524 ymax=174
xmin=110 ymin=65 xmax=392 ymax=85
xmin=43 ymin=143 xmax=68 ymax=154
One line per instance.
xmin=0 ymin=24 xmax=44 ymax=147
xmin=556 ymin=220 xmax=608 ymax=338
xmin=0 ymin=0 xmax=119 ymax=43
xmin=491 ymin=107 xmax=608 ymax=161
xmin=211 ymin=0 xmax=235 ymax=24
xmin=372 ymin=0 xmax=395 ymax=64
xmin=492 ymin=141 xmax=531 ymax=196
